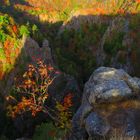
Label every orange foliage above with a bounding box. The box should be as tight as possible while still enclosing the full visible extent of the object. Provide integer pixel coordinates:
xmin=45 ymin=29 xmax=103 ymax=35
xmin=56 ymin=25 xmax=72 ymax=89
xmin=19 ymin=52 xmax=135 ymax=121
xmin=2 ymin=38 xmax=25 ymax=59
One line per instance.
xmin=117 ymin=9 xmax=125 ymax=14
xmin=96 ymin=7 xmax=106 ymax=15
xmin=0 ymin=63 xmax=4 ymax=80
xmin=63 ymin=93 xmax=73 ymax=110
xmin=3 ymin=39 xmax=13 ymax=64
xmin=12 ymin=0 xmax=139 ymax=20
xmin=7 ymin=60 xmax=56 ymax=118
xmin=8 ymin=97 xmax=43 ymax=118
xmin=136 ymin=0 xmax=140 ymax=3
xmin=6 ymin=60 xmax=73 ymax=129
xmin=55 ymin=93 xmax=73 ymax=128
xmin=3 ymin=38 xmax=20 ymax=65
xmin=12 ymin=25 xmax=18 ymax=35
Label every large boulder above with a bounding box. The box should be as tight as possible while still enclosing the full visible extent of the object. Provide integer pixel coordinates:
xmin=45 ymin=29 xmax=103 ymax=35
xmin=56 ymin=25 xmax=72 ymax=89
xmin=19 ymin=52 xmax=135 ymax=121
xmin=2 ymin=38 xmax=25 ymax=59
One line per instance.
xmin=69 ymin=67 xmax=140 ymax=140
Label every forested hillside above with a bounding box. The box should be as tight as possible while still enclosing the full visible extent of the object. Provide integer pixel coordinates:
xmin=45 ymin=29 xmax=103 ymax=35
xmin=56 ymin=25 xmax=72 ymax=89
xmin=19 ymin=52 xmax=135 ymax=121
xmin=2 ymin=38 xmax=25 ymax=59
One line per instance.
xmin=0 ymin=0 xmax=140 ymax=140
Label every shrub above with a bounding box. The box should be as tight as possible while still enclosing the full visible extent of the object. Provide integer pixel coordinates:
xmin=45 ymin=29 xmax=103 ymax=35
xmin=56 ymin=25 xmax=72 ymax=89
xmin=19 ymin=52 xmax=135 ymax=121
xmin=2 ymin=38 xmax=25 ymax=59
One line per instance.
xmin=6 ymin=60 xmax=73 ymax=130
xmin=19 ymin=25 xmax=30 ymax=37
xmin=55 ymin=23 xmax=107 ymax=83
xmin=33 ymin=122 xmax=67 ymax=140
xmin=0 ymin=15 xmax=9 ymax=25
xmin=0 ymin=30 xmax=7 ymax=43
xmin=7 ymin=60 xmax=56 ymax=117
xmin=56 ymin=93 xmax=73 ymax=128
xmin=104 ymin=32 xmax=125 ymax=55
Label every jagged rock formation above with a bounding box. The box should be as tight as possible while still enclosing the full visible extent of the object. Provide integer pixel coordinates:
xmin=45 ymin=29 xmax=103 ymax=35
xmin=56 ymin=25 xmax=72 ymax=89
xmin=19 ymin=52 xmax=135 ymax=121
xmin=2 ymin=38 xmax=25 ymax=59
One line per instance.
xmin=58 ymin=15 xmax=136 ymax=79
xmin=0 ymin=35 xmax=81 ymax=111
xmin=0 ymin=36 xmax=53 ymax=96
xmin=22 ymin=36 xmax=54 ymax=64
xmin=0 ymin=35 xmax=81 ymax=137
xmin=69 ymin=67 xmax=140 ymax=140
xmin=97 ymin=17 xmax=134 ymax=74
xmin=59 ymin=14 xmax=110 ymax=34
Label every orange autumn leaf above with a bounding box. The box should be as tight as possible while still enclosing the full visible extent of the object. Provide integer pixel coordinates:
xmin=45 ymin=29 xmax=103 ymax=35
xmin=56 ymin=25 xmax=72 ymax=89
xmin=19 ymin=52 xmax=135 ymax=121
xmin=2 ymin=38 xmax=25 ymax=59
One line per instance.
xmin=12 ymin=25 xmax=18 ymax=34
xmin=63 ymin=93 xmax=73 ymax=110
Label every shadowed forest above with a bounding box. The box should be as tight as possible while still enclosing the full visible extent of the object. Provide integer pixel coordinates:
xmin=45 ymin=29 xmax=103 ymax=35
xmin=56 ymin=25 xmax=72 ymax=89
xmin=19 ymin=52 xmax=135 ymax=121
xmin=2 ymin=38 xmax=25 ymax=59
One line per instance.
xmin=0 ymin=0 xmax=140 ymax=140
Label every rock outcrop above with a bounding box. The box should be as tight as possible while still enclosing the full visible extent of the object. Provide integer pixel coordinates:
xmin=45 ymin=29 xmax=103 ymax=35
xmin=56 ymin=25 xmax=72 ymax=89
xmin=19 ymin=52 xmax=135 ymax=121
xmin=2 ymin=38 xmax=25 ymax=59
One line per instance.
xmin=97 ymin=17 xmax=134 ymax=74
xmin=0 ymin=36 xmax=53 ymax=96
xmin=0 ymin=35 xmax=81 ymax=112
xmin=22 ymin=36 xmax=53 ymax=64
xmin=69 ymin=67 xmax=140 ymax=140
xmin=59 ymin=14 xmax=110 ymax=34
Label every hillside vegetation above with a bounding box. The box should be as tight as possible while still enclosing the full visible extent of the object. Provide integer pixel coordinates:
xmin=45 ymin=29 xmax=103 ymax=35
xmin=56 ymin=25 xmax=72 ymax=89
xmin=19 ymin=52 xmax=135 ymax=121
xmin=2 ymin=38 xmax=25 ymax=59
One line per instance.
xmin=0 ymin=0 xmax=140 ymax=140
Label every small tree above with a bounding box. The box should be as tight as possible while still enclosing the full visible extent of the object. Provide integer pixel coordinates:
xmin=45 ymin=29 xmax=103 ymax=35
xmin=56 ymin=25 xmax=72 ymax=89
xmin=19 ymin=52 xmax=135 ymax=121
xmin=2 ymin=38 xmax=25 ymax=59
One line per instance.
xmin=6 ymin=60 xmax=73 ymax=128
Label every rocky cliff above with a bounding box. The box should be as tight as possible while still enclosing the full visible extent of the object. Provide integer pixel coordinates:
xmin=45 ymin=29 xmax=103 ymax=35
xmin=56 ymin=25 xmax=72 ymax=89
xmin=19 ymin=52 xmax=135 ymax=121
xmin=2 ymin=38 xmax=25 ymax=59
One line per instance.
xmin=69 ymin=67 xmax=140 ymax=140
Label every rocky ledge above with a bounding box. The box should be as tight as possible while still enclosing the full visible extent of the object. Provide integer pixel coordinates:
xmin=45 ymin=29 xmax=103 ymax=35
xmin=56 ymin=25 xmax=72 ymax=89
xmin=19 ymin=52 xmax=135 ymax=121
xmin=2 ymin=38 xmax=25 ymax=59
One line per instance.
xmin=68 ymin=67 xmax=140 ymax=140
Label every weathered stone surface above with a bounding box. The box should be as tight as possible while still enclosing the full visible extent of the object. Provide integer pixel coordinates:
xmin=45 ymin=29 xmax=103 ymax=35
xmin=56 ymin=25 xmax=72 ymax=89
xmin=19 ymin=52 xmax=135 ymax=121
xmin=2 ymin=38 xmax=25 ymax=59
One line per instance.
xmin=84 ymin=67 xmax=140 ymax=104
xmin=97 ymin=17 xmax=134 ymax=74
xmin=69 ymin=67 xmax=140 ymax=139
xmin=42 ymin=39 xmax=53 ymax=64
xmin=23 ymin=36 xmax=53 ymax=64
xmin=85 ymin=112 xmax=110 ymax=136
xmin=88 ymin=80 xmax=132 ymax=104
xmin=72 ymin=103 xmax=92 ymax=127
